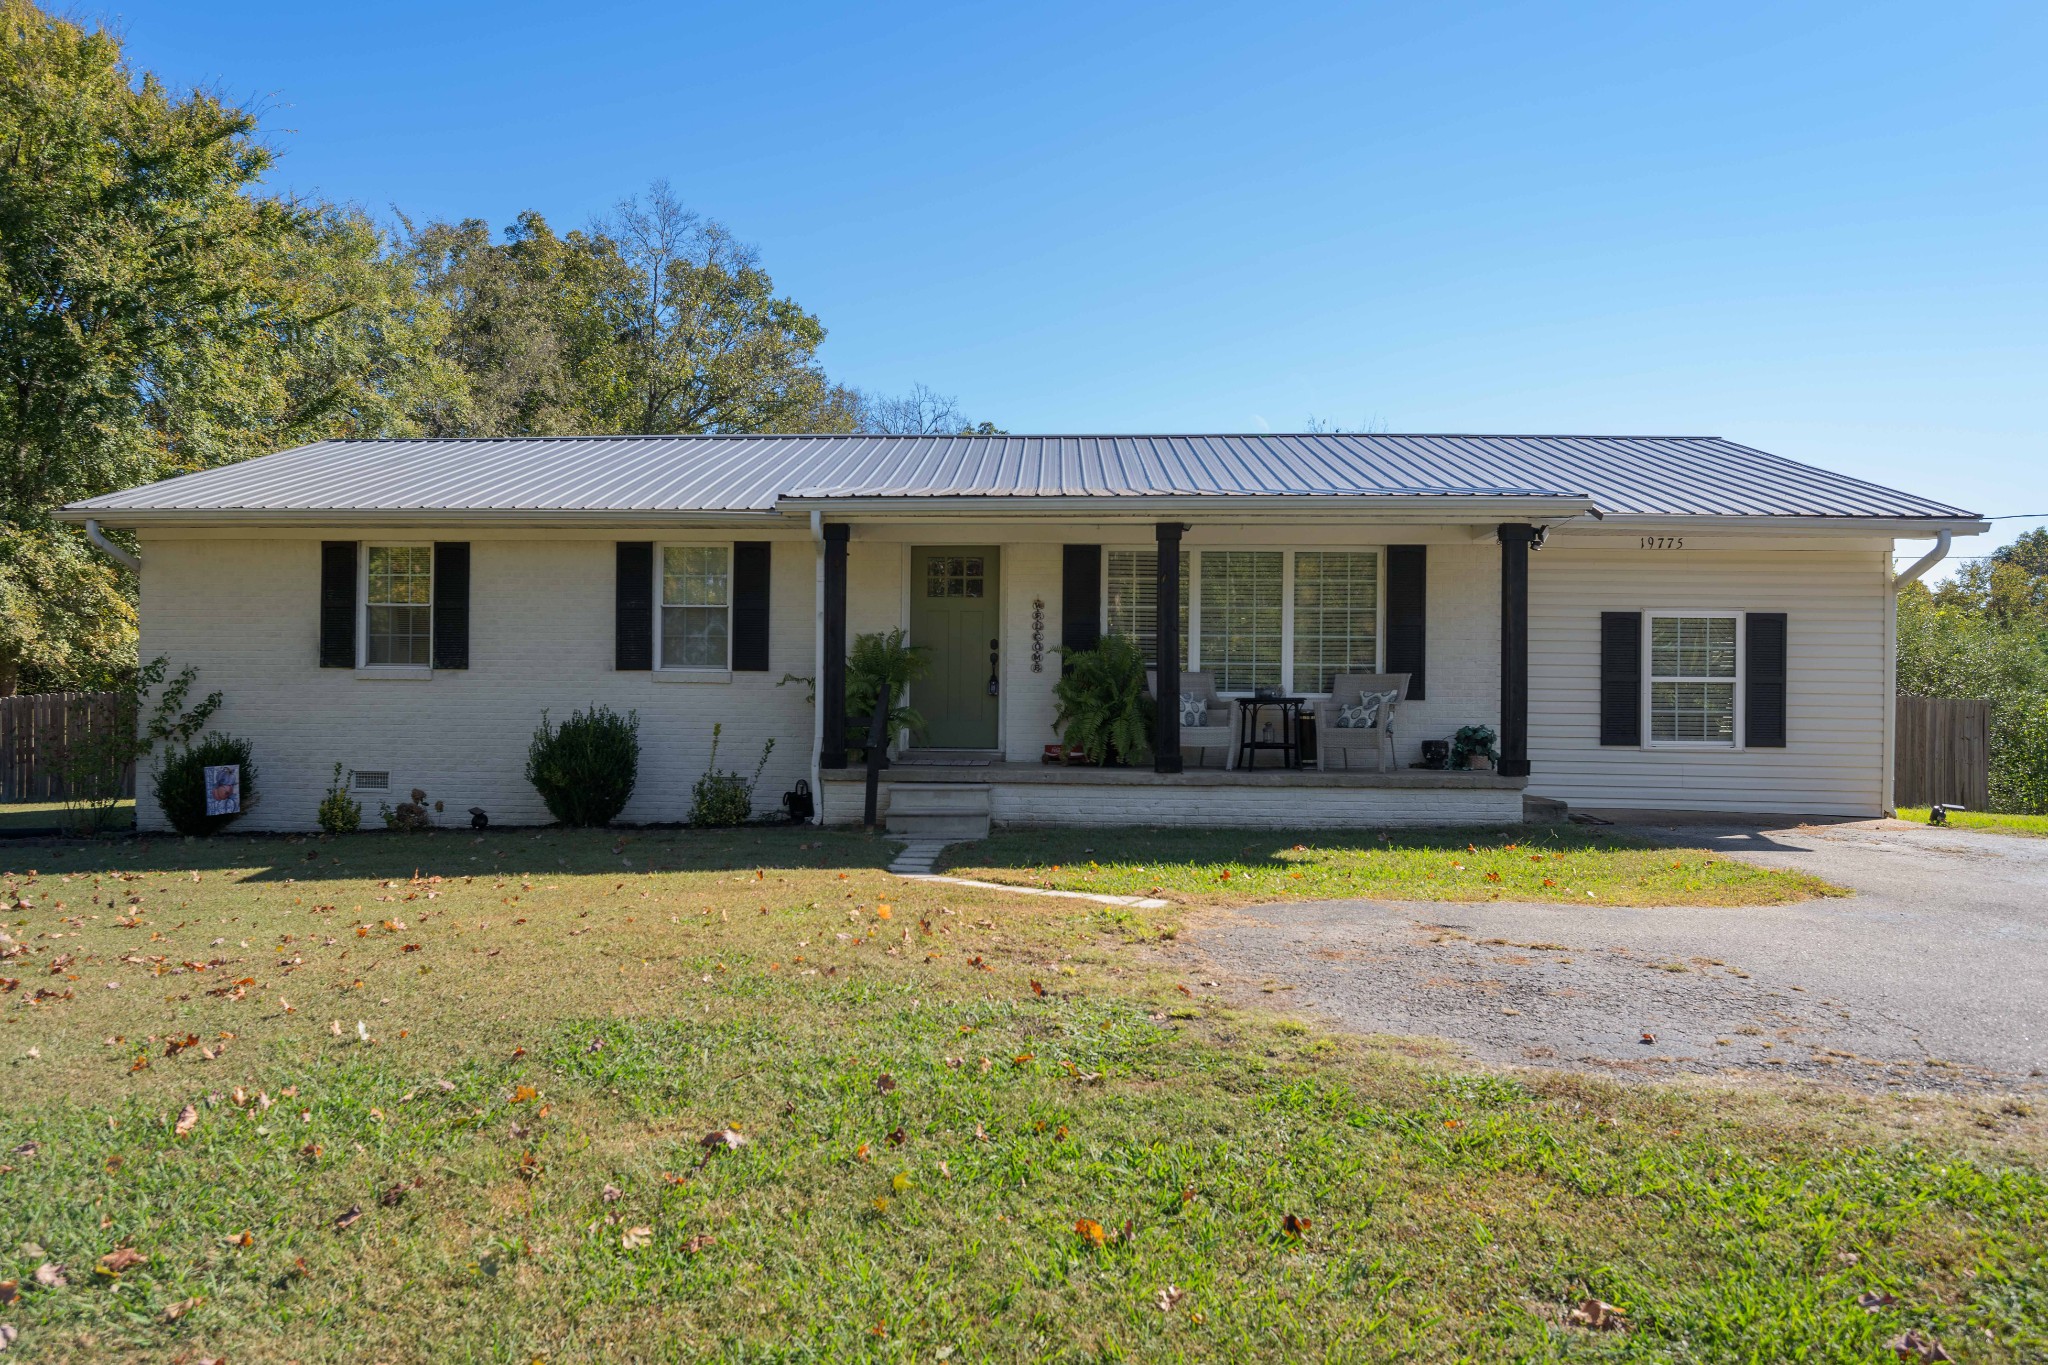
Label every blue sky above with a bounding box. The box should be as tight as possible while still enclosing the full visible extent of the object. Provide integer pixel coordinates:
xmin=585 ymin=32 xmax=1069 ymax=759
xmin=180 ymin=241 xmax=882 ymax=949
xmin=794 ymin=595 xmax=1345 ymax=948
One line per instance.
xmin=110 ymin=0 xmax=2045 ymax=571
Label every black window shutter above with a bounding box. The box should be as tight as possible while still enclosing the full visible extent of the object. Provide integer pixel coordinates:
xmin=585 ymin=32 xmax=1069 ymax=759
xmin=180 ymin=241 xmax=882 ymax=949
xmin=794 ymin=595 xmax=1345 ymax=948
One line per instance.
xmin=319 ymin=541 xmax=356 ymax=668
xmin=432 ymin=542 xmax=470 ymax=670
xmin=615 ymin=542 xmax=654 ymax=671
xmin=1384 ymin=545 xmax=1427 ymax=700
xmin=1746 ymin=612 xmax=1788 ymax=748
xmin=731 ymin=541 xmax=771 ymax=672
xmin=1600 ymin=611 xmax=1642 ymax=746
xmin=1061 ymin=544 xmax=1102 ymax=671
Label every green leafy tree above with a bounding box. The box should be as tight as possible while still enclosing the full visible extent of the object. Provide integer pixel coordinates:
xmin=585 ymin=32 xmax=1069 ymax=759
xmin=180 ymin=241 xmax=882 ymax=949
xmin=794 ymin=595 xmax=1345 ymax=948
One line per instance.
xmin=0 ymin=2 xmax=459 ymax=692
xmin=1897 ymin=581 xmax=2048 ymax=813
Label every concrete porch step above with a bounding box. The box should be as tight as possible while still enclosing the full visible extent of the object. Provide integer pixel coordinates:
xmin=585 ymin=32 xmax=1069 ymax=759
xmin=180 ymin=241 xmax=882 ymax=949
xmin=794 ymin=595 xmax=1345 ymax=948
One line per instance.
xmin=1523 ymin=793 xmax=1569 ymax=823
xmin=885 ymin=783 xmax=991 ymax=840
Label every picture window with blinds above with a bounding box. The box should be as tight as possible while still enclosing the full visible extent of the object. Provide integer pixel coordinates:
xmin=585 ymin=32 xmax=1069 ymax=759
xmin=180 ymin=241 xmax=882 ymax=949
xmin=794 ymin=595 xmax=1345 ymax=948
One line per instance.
xmin=659 ymin=546 xmax=731 ymax=670
xmin=1100 ymin=547 xmax=1379 ymax=694
xmin=1645 ymin=612 xmax=1741 ymax=745
xmin=362 ymin=545 xmax=433 ymax=667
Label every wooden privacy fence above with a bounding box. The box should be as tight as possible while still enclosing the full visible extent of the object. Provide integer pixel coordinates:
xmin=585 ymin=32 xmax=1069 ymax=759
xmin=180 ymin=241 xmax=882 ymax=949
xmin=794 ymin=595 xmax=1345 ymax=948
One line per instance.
xmin=0 ymin=692 xmax=134 ymax=801
xmin=1895 ymin=694 xmax=1990 ymax=811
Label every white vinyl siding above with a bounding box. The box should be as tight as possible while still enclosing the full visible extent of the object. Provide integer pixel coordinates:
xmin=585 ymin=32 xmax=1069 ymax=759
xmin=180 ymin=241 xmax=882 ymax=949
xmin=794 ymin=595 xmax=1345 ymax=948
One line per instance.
xmin=1528 ymin=545 xmax=1889 ymax=817
xmin=659 ymin=545 xmax=731 ymax=670
xmin=363 ymin=544 xmax=432 ymax=667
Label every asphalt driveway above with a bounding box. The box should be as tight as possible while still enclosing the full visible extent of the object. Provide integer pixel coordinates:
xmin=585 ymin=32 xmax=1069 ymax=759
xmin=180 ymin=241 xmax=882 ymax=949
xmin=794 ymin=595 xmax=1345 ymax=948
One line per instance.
xmin=1184 ymin=818 xmax=2048 ymax=1092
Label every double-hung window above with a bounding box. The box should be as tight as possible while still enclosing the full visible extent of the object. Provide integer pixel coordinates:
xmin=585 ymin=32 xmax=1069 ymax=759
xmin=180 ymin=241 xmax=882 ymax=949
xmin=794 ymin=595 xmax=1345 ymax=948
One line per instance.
xmin=1291 ymin=551 xmax=1380 ymax=694
xmin=659 ymin=545 xmax=731 ymax=670
xmin=1101 ymin=547 xmax=1381 ymax=694
xmin=1646 ymin=612 xmax=1741 ymax=745
xmin=1103 ymin=549 xmax=1189 ymax=669
xmin=363 ymin=545 xmax=433 ymax=667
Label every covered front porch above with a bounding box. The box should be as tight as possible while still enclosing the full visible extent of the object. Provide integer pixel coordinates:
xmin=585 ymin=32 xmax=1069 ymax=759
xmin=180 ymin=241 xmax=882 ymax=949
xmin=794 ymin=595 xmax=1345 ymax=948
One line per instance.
xmin=807 ymin=505 xmax=1553 ymax=832
xmin=819 ymin=759 xmax=1530 ymax=833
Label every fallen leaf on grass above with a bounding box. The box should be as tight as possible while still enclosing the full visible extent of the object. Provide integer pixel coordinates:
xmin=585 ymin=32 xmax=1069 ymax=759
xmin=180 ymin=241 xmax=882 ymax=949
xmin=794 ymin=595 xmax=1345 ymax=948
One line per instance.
xmin=510 ymin=1085 xmax=538 ymax=1103
xmin=1567 ymin=1299 xmax=1625 ymax=1330
xmin=601 ymin=1183 xmax=624 ymax=1204
xmin=160 ymin=1296 xmax=199 ymax=1322
xmin=0 ymin=1284 xmax=12 ymax=1307
xmin=973 ymin=1124 xmax=989 ymax=1143
xmin=95 ymin=1247 xmax=146 ymax=1276
xmin=379 ymin=1180 xmax=420 ymax=1207
xmin=1074 ymin=1219 xmax=1106 ymax=1248
xmin=621 ymin=1226 xmax=653 ymax=1250
xmin=1886 ymin=1329 xmax=1951 ymax=1362
xmin=875 ymin=1074 xmax=897 ymax=1094
xmin=685 ymin=1232 xmax=717 ymax=1255
xmin=1281 ymin=1213 xmax=1312 ymax=1239
xmin=1859 ymin=1291 xmax=1900 ymax=1311
xmin=1030 ymin=979 xmax=1045 ymax=996
xmin=699 ymin=1128 xmax=748 ymax=1154
xmin=174 ymin=1104 xmax=199 ymax=1138
xmin=887 ymin=1128 xmax=907 ymax=1147
xmin=0 ymin=1324 xmax=15 ymax=1351
xmin=32 ymin=1265 xmax=64 ymax=1289
xmin=332 ymin=1205 xmax=363 ymax=1231
xmin=1156 ymin=1284 xmax=1183 ymax=1313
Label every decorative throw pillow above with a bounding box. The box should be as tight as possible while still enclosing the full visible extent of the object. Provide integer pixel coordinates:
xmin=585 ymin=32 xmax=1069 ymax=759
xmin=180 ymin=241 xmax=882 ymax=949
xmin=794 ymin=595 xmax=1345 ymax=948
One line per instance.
xmin=1334 ymin=690 xmax=1398 ymax=729
xmin=1179 ymin=692 xmax=1209 ymax=727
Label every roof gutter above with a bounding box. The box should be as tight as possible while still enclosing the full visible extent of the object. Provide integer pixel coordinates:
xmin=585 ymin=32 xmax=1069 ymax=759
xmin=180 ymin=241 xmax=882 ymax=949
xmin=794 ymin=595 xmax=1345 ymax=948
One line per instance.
xmin=53 ymin=507 xmax=791 ymax=531
xmin=1893 ymin=529 xmax=1954 ymax=592
xmin=772 ymin=494 xmax=1605 ymax=523
xmin=83 ymin=519 xmax=141 ymax=572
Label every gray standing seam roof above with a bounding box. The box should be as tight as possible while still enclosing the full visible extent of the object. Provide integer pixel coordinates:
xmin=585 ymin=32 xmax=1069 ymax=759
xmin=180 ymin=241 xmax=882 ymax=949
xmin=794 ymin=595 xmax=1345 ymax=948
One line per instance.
xmin=63 ymin=433 xmax=1978 ymax=520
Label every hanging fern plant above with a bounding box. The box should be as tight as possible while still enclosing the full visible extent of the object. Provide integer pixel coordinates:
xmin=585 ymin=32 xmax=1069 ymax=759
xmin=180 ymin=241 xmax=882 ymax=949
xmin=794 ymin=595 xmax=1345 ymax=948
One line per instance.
xmin=1051 ymin=634 xmax=1155 ymax=766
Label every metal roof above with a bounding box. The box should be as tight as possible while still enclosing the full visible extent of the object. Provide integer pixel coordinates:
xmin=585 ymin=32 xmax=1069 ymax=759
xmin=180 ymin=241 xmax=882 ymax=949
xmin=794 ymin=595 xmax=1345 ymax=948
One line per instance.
xmin=62 ymin=432 xmax=1978 ymax=522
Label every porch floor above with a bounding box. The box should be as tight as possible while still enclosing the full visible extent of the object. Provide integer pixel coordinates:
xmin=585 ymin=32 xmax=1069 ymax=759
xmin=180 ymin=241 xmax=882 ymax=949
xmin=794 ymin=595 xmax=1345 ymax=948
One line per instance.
xmin=825 ymin=760 xmax=1524 ymax=791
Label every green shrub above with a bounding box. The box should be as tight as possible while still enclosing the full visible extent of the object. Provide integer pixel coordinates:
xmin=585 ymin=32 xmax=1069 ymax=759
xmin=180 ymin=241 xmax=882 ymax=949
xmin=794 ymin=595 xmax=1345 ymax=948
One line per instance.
xmin=317 ymin=763 xmax=362 ymax=834
xmin=152 ymin=733 xmax=256 ymax=836
xmin=525 ymin=705 xmax=640 ymax=826
xmin=690 ymin=724 xmax=775 ymax=827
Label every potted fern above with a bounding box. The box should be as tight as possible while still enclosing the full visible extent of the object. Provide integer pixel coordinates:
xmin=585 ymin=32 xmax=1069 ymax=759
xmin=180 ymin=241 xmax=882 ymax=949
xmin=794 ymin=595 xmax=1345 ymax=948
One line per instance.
xmin=1051 ymin=634 xmax=1155 ymax=766
xmin=845 ymin=628 xmax=930 ymax=763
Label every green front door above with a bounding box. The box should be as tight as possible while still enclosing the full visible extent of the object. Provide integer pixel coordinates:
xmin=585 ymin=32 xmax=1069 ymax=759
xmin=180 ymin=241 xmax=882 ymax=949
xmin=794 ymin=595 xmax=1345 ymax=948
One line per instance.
xmin=909 ymin=547 xmax=1000 ymax=749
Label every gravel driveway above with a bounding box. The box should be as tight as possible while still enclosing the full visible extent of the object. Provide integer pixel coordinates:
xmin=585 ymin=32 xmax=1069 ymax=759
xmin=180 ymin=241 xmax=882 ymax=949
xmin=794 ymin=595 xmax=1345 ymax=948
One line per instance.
xmin=1185 ymin=818 xmax=2048 ymax=1093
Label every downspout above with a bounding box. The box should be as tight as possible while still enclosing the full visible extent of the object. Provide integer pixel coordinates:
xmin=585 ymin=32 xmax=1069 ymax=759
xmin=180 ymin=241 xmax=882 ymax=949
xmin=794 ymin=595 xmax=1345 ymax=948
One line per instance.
xmin=84 ymin=519 xmax=141 ymax=573
xmin=1885 ymin=528 xmax=1951 ymax=815
xmin=1892 ymin=529 xmax=1952 ymax=591
xmin=810 ymin=509 xmax=826 ymax=825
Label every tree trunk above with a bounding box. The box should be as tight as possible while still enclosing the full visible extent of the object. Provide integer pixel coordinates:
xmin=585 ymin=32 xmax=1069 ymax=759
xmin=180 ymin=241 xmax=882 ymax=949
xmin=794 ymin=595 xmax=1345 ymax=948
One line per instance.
xmin=0 ymin=652 xmax=17 ymax=698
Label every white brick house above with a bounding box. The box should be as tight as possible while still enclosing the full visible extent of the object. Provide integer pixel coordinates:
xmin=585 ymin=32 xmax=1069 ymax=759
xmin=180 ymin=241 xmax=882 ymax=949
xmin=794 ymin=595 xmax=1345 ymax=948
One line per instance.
xmin=59 ymin=433 xmax=1982 ymax=832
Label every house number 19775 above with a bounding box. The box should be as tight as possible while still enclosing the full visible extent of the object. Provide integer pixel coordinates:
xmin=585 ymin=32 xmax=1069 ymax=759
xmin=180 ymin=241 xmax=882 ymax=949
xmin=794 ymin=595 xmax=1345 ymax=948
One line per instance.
xmin=1639 ymin=536 xmax=1685 ymax=550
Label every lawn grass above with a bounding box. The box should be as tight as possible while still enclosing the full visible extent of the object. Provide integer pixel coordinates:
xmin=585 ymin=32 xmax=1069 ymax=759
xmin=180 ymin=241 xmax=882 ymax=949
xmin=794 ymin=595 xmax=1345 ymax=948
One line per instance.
xmin=1898 ymin=806 xmax=2048 ymax=838
xmin=1 ymin=826 xmax=2040 ymax=1363
xmin=941 ymin=824 xmax=1846 ymax=907
xmin=0 ymin=800 xmax=132 ymax=834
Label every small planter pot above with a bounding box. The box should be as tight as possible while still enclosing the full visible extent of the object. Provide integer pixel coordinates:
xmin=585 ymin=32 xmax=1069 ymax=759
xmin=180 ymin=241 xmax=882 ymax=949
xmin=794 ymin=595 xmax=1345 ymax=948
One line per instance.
xmin=1463 ymin=753 xmax=1494 ymax=771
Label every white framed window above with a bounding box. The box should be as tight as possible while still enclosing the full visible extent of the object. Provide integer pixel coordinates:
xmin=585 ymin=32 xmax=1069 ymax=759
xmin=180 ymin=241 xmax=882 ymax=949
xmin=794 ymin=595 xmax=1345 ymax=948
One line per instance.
xmin=1103 ymin=549 xmax=1189 ymax=669
xmin=1644 ymin=611 xmax=1742 ymax=747
xmin=658 ymin=544 xmax=731 ymax=670
xmin=1101 ymin=547 xmax=1381 ymax=694
xmin=1292 ymin=550 xmax=1380 ymax=695
xmin=361 ymin=544 xmax=433 ymax=667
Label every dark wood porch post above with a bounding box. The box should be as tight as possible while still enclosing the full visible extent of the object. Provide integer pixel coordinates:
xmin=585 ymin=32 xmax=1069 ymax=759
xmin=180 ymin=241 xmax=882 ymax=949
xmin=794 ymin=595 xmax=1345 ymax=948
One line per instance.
xmin=1154 ymin=522 xmax=1185 ymax=774
xmin=819 ymin=523 xmax=850 ymax=770
xmin=1497 ymin=523 xmax=1536 ymax=778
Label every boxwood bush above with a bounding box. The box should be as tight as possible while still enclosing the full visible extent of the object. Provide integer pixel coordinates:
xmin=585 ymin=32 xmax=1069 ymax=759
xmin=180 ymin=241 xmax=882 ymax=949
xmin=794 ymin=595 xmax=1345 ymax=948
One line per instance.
xmin=525 ymin=705 xmax=640 ymax=827
xmin=152 ymin=734 xmax=256 ymax=837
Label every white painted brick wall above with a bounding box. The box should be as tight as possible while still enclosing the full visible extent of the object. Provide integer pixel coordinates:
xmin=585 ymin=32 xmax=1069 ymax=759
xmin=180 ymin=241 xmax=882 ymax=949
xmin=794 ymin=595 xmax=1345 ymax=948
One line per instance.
xmin=821 ymin=777 xmax=1522 ymax=829
xmin=135 ymin=533 xmax=817 ymax=832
